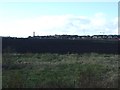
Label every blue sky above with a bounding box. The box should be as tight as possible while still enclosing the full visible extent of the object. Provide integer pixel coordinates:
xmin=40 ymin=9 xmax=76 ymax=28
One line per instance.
xmin=0 ymin=2 xmax=118 ymax=37
xmin=0 ymin=2 xmax=117 ymax=19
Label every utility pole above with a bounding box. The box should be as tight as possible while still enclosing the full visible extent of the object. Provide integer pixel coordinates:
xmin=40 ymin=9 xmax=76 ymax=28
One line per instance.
xmin=100 ymin=32 xmax=104 ymax=35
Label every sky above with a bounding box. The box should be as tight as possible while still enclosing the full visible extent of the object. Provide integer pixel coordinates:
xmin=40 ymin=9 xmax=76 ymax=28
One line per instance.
xmin=0 ymin=1 xmax=119 ymax=37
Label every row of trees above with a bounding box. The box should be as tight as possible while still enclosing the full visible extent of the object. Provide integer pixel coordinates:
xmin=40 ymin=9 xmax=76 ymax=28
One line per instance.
xmin=28 ymin=35 xmax=120 ymax=40
xmin=2 ymin=35 xmax=120 ymax=40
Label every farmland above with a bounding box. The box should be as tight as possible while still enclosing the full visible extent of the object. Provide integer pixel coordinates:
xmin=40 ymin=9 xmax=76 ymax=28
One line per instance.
xmin=2 ymin=38 xmax=119 ymax=54
xmin=2 ymin=52 xmax=119 ymax=88
xmin=2 ymin=37 xmax=120 ymax=88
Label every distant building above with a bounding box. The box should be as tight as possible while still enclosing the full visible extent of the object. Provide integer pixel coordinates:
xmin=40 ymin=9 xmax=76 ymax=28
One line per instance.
xmin=33 ymin=32 xmax=35 ymax=37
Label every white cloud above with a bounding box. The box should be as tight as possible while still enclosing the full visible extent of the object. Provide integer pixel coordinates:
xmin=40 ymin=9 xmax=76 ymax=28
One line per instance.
xmin=90 ymin=13 xmax=106 ymax=27
xmin=0 ymin=13 xmax=118 ymax=37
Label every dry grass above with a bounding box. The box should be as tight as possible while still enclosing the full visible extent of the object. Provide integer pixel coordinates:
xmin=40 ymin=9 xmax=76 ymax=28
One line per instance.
xmin=2 ymin=53 xmax=119 ymax=88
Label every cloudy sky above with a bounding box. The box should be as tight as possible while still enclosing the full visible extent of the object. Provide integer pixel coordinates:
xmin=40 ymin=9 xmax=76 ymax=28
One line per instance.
xmin=0 ymin=1 xmax=118 ymax=37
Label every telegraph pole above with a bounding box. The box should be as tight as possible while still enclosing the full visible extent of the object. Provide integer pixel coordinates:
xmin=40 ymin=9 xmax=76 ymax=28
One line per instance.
xmin=100 ymin=32 xmax=104 ymax=35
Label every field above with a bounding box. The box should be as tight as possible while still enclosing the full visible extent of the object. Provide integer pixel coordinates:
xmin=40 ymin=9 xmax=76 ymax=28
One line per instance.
xmin=2 ymin=52 xmax=119 ymax=88
xmin=2 ymin=38 xmax=119 ymax=54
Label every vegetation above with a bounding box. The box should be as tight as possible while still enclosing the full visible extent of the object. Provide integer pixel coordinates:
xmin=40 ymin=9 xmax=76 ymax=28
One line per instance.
xmin=2 ymin=53 xmax=119 ymax=88
xmin=3 ymin=38 xmax=118 ymax=54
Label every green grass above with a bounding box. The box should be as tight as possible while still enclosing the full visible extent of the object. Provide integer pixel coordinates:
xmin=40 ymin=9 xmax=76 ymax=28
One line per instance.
xmin=2 ymin=53 xmax=119 ymax=88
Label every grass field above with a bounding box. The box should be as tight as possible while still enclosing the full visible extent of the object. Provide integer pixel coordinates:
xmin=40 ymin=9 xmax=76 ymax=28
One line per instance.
xmin=2 ymin=52 xmax=119 ymax=88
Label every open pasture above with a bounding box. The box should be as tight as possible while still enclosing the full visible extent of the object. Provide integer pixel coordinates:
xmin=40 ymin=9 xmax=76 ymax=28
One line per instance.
xmin=2 ymin=53 xmax=119 ymax=88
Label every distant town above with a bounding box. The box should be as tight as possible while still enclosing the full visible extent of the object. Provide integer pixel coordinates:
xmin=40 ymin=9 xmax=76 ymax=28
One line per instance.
xmin=2 ymin=33 xmax=120 ymax=40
